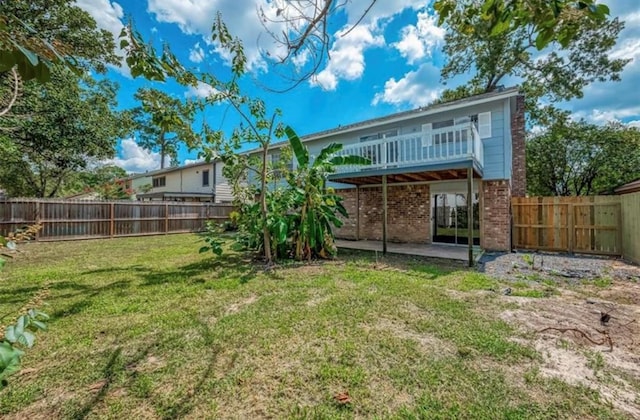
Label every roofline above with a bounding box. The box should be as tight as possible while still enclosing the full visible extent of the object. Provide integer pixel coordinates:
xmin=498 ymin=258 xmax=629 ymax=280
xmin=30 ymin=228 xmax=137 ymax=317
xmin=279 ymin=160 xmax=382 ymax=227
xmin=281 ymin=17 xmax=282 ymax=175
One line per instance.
xmin=614 ymin=178 xmax=640 ymax=195
xmin=149 ymin=160 xmax=217 ymax=177
xmin=302 ymin=87 xmax=520 ymax=142
xmin=244 ymin=87 xmax=521 ymax=155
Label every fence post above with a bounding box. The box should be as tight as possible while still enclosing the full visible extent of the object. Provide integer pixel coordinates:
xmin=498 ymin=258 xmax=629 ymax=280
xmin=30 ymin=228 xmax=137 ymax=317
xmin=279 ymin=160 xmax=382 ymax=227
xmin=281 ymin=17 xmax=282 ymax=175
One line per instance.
xmin=165 ymin=203 xmax=169 ymax=234
xmin=110 ymin=202 xmax=115 ymax=238
xmin=616 ymin=203 xmax=622 ymax=255
xmin=568 ymin=204 xmax=574 ymax=254
xmin=35 ymin=200 xmax=42 ymax=241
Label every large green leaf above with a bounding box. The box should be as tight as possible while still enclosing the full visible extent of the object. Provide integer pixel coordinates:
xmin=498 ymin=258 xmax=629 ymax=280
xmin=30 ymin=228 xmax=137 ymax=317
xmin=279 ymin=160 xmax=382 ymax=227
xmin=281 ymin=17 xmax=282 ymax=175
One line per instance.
xmin=329 ymin=155 xmax=371 ymax=167
xmin=315 ymin=143 xmax=343 ymax=166
xmin=285 ymin=126 xmax=308 ymax=168
xmin=0 ymin=342 xmax=23 ymax=383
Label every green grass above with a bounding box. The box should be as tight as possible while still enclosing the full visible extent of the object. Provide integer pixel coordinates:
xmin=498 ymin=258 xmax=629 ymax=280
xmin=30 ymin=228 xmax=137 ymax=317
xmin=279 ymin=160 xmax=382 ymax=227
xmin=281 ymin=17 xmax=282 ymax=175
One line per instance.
xmin=0 ymin=235 xmax=626 ymax=419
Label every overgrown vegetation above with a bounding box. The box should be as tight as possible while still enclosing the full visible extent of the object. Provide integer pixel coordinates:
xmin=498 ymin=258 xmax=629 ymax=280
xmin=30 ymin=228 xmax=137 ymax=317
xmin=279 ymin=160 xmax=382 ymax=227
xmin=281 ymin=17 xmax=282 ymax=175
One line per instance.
xmin=0 ymin=225 xmax=48 ymax=389
xmin=0 ymin=235 xmax=633 ymax=418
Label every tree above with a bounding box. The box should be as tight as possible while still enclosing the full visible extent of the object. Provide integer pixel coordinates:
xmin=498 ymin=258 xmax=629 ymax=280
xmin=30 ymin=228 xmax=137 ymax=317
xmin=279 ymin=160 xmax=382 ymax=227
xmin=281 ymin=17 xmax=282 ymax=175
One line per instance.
xmin=131 ymin=88 xmax=199 ymax=169
xmin=435 ymin=0 xmax=611 ymax=51
xmin=0 ymin=0 xmax=119 ymax=120
xmin=437 ymin=0 xmax=628 ymax=111
xmin=0 ymin=0 xmax=118 ymax=79
xmin=59 ymin=164 xmax=128 ymax=197
xmin=286 ymin=127 xmax=368 ymax=259
xmin=0 ymin=66 xmax=126 ymax=198
xmin=527 ymin=117 xmax=640 ymax=196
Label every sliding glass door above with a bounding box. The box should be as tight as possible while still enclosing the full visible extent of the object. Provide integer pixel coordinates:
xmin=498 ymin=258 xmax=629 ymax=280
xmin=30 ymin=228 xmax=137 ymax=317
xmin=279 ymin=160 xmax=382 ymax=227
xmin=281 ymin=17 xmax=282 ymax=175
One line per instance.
xmin=432 ymin=193 xmax=480 ymax=245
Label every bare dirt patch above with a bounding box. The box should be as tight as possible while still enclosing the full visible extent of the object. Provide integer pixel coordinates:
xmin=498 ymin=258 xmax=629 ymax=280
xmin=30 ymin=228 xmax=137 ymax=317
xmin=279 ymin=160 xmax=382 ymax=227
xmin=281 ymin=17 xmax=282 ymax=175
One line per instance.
xmin=225 ymin=295 xmax=258 ymax=316
xmin=369 ymin=317 xmax=456 ymax=357
xmin=499 ymin=279 xmax=640 ymax=417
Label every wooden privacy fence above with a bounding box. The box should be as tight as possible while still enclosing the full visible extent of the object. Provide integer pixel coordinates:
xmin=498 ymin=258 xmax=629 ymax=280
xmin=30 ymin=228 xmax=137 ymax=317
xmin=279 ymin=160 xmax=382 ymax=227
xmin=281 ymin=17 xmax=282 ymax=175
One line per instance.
xmin=512 ymin=196 xmax=622 ymax=256
xmin=0 ymin=199 xmax=234 ymax=241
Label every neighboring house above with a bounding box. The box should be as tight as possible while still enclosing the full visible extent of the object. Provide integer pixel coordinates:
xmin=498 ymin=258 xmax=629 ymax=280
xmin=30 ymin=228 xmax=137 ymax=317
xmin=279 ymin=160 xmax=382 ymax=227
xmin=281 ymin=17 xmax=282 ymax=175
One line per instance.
xmin=264 ymin=87 xmax=526 ymax=252
xmin=137 ymin=160 xmax=232 ymax=203
xmin=121 ymin=172 xmax=154 ymax=200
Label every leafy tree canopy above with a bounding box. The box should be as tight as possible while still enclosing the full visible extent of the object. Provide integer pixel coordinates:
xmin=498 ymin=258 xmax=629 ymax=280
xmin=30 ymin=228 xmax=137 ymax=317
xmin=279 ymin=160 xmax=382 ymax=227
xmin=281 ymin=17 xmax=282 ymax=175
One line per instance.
xmin=0 ymin=0 xmax=119 ymax=82
xmin=527 ymin=115 xmax=640 ymax=196
xmin=0 ymin=66 xmax=127 ymax=198
xmin=131 ymin=88 xmax=200 ymax=169
xmin=438 ymin=0 xmax=628 ymax=112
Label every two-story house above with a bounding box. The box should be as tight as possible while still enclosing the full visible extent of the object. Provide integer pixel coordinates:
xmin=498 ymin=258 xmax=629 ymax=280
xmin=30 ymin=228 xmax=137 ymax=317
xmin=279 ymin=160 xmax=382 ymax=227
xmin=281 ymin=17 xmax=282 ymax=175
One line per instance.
xmin=138 ymin=87 xmax=525 ymax=259
xmin=267 ymin=87 xmax=525 ymax=255
xmin=136 ymin=160 xmax=233 ymax=203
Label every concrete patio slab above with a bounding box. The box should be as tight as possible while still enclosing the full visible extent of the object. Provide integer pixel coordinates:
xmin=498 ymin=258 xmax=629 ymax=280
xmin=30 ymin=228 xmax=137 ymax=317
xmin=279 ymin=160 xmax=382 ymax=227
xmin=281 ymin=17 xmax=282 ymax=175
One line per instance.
xmin=336 ymin=239 xmax=482 ymax=262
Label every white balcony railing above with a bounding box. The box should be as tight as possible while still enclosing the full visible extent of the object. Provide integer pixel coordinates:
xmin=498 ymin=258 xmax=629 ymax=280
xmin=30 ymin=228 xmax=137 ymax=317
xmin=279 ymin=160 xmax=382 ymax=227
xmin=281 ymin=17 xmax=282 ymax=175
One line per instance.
xmin=335 ymin=123 xmax=484 ymax=174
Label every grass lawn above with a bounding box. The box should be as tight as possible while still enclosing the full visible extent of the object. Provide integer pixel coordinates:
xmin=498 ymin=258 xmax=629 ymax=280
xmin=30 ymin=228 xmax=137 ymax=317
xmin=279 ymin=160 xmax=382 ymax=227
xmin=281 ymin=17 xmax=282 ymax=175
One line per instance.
xmin=0 ymin=234 xmax=636 ymax=419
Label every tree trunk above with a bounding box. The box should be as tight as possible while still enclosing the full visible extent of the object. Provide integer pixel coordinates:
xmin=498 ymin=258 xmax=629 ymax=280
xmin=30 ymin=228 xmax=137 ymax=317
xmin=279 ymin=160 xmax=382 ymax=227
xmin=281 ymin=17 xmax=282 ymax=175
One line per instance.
xmin=260 ymin=144 xmax=272 ymax=263
xmin=159 ymin=131 xmax=166 ymax=169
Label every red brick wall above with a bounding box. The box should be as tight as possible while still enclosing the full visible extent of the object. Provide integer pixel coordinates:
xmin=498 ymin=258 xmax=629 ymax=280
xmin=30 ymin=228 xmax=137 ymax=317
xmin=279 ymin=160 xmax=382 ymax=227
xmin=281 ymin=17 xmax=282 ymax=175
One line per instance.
xmin=334 ymin=184 xmax=431 ymax=243
xmin=481 ymin=180 xmax=511 ymax=251
xmin=335 ymin=188 xmax=357 ymax=239
xmin=511 ymin=94 xmax=526 ymax=197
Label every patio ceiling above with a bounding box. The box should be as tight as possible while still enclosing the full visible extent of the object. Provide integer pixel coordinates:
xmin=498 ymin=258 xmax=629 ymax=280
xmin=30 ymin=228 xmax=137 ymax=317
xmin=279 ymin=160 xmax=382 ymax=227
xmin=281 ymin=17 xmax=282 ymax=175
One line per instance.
xmin=330 ymin=167 xmax=483 ymax=186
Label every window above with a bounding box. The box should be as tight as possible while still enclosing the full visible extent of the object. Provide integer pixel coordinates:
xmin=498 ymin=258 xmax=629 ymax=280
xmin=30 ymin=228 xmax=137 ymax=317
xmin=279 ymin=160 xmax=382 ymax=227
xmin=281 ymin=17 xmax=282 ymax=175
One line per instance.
xmin=152 ymin=176 xmax=166 ymax=188
xmin=202 ymin=169 xmax=210 ymax=187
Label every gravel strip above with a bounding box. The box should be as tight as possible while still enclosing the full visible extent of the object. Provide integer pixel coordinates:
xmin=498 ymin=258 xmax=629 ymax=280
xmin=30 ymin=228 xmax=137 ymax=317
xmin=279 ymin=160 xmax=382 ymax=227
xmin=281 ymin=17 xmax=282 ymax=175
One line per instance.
xmin=478 ymin=251 xmax=640 ymax=284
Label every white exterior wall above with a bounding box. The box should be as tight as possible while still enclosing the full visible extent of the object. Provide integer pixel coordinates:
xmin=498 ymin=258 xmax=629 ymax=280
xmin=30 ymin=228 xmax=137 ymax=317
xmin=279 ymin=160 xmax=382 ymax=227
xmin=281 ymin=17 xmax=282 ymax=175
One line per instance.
xmin=180 ymin=164 xmax=215 ymax=194
xmin=214 ymin=162 xmax=234 ymax=203
xmin=148 ymin=162 xmax=234 ymax=202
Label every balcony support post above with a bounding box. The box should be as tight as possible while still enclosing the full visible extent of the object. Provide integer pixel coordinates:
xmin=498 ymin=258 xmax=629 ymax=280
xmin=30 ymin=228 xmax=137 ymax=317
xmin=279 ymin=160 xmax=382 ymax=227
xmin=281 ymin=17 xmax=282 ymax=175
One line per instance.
xmin=382 ymin=174 xmax=388 ymax=255
xmin=355 ymin=185 xmax=360 ymax=241
xmin=467 ymin=167 xmax=474 ymax=267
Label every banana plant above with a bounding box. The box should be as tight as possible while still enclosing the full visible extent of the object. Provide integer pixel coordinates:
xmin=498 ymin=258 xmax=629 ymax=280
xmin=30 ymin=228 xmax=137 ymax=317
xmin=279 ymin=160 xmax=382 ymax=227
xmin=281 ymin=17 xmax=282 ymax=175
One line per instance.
xmin=285 ymin=126 xmax=370 ymax=260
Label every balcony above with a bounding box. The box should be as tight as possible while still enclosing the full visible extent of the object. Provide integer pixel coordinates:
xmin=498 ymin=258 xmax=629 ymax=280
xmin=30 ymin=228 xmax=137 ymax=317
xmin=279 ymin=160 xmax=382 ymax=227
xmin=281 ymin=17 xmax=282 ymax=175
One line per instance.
xmin=334 ymin=123 xmax=484 ymax=176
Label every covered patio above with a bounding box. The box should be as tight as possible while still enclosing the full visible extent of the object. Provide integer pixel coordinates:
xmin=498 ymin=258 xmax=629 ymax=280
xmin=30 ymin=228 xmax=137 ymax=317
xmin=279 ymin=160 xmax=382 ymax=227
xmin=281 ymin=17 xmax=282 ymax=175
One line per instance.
xmin=336 ymin=240 xmax=482 ymax=262
xmin=329 ymin=161 xmax=482 ymax=266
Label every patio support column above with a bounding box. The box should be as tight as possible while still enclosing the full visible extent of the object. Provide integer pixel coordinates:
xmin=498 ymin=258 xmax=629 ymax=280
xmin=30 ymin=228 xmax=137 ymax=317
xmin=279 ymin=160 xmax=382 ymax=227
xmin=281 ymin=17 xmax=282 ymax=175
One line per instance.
xmin=467 ymin=167 xmax=474 ymax=267
xmin=382 ymin=175 xmax=388 ymax=255
xmin=355 ymin=185 xmax=360 ymax=241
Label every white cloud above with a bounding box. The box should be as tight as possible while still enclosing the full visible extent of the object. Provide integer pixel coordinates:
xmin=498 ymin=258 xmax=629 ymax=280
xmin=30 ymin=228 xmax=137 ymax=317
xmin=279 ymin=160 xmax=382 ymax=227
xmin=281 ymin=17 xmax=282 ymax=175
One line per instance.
xmin=75 ymin=0 xmax=129 ymax=75
xmin=147 ymin=0 xmax=287 ymax=71
xmin=310 ymin=25 xmax=384 ymax=91
xmin=184 ymin=158 xmax=205 ymax=165
xmin=627 ymin=120 xmax=640 ymax=128
xmin=572 ymin=107 xmax=640 ymax=125
xmin=189 ymin=42 xmax=205 ymax=63
xmin=104 ymin=138 xmax=168 ymax=173
xmin=185 ymin=81 xmax=219 ymax=98
xmin=147 ymin=0 xmax=426 ymax=84
xmin=393 ymin=11 xmax=444 ymax=64
xmin=372 ymin=63 xmax=441 ymax=107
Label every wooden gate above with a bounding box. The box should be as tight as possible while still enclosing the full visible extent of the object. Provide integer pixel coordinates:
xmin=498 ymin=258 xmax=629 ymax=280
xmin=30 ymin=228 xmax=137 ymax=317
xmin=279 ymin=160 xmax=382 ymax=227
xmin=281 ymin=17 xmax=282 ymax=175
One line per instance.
xmin=512 ymin=196 xmax=622 ymax=255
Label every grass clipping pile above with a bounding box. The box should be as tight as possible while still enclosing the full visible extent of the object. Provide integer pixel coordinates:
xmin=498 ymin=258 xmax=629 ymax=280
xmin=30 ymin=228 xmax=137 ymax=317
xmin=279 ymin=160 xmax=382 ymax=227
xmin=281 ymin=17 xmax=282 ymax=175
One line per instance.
xmin=500 ymin=279 xmax=640 ymax=417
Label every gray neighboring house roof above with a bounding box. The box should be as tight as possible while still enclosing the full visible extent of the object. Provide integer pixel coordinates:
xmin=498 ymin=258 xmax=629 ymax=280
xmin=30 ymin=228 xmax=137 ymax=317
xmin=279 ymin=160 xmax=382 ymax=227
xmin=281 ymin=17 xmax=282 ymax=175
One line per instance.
xmin=614 ymin=178 xmax=640 ymax=195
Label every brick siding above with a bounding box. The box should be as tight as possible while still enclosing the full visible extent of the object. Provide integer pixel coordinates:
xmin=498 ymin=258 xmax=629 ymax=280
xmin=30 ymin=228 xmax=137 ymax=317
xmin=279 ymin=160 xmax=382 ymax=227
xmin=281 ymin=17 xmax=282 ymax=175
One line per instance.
xmin=511 ymin=94 xmax=526 ymax=197
xmin=335 ymin=184 xmax=431 ymax=243
xmin=481 ymin=180 xmax=511 ymax=251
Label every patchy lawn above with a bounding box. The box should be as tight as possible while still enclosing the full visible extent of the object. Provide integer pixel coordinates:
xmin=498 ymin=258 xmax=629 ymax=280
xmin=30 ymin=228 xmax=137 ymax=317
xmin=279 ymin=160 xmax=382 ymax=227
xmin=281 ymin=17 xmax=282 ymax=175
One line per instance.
xmin=0 ymin=235 xmax=638 ymax=419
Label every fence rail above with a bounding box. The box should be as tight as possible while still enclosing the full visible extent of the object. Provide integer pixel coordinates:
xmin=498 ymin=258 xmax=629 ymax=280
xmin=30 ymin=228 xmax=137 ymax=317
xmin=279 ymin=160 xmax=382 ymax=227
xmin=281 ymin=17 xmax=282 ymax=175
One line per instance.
xmin=512 ymin=196 xmax=622 ymax=256
xmin=0 ymin=199 xmax=234 ymax=241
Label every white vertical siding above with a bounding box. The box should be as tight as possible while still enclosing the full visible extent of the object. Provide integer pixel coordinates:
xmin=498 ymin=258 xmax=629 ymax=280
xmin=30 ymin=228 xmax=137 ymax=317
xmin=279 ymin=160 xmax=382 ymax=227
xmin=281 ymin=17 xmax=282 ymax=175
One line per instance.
xmin=214 ymin=162 xmax=234 ymax=203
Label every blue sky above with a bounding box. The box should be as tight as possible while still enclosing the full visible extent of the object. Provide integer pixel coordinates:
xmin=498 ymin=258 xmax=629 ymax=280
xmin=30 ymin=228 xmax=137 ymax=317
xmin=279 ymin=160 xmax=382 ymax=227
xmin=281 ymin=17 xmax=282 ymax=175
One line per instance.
xmin=76 ymin=0 xmax=640 ymax=173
